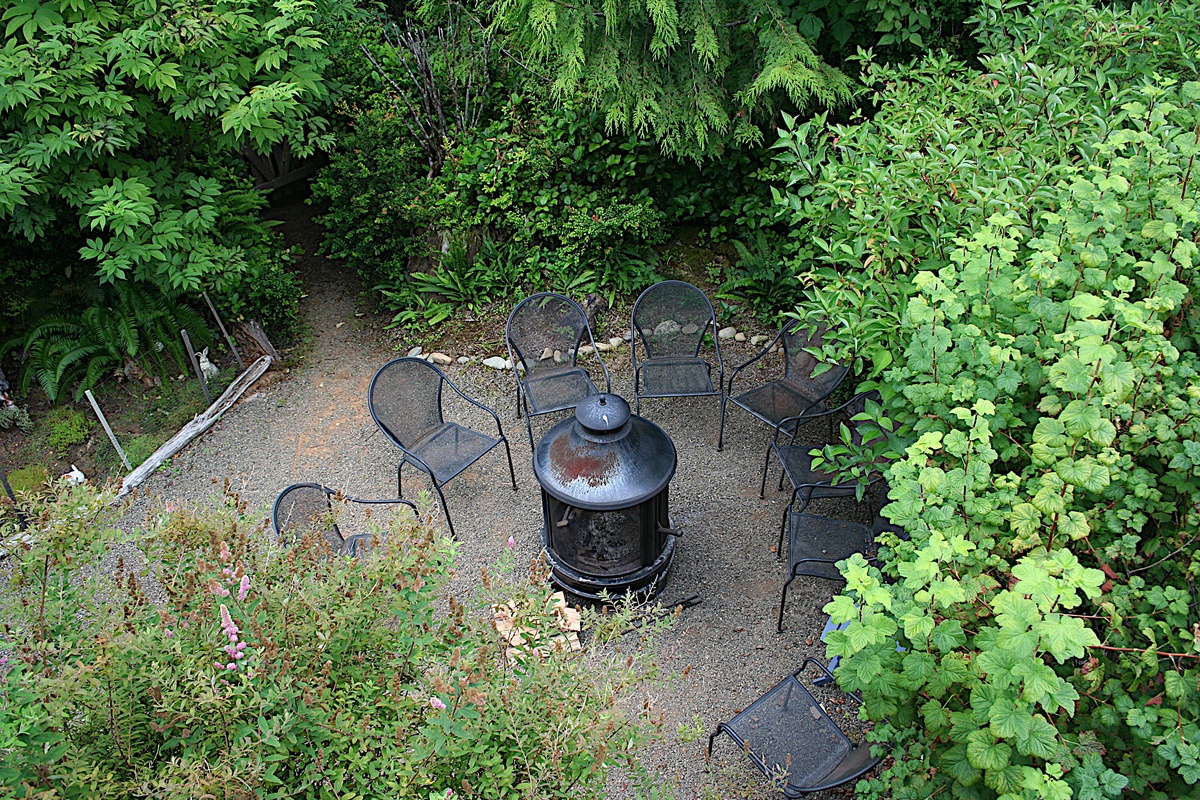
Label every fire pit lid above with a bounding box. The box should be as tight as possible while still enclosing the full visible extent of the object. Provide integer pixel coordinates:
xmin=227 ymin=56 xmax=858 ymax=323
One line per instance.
xmin=533 ymin=393 xmax=676 ymax=511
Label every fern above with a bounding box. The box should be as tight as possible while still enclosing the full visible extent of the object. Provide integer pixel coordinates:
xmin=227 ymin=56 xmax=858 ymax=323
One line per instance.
xmin=0 ymin=284 xmax=213 ymax=404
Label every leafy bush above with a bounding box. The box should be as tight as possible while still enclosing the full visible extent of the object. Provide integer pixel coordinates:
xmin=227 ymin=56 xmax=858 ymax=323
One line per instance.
xmin=0 ymin=403 xmax=33 ymax=433
xmin=0 ymin=485 xmax=669 ymax=798
xmin=314 ymin=83 xmax=667 ymax=323
xmin=0 ymin=0 xmax=358 ymax=296
xmin=771 ymin=1 xmax=1200 ymax=798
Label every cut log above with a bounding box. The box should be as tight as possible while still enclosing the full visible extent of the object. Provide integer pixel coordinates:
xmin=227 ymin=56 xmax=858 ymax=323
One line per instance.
xmin=116 ymin=356 xmax=271 ymax=499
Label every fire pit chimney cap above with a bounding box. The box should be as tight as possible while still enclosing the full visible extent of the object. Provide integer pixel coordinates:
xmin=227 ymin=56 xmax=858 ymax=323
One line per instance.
xmin=575 ymin=393 xmax=630 ymax=435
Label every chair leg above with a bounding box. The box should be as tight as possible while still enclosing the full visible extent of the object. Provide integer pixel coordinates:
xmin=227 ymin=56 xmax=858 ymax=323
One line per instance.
xmin=501 ymin=436 xmax=518 ymax=491
xmin=433 ymin=481 xmax=456 ymax=540
xmin=717 ymin=398 xmax=727 ymax=451
xmin=397 ymin=461 xmax=404 ymax=496
xmin=716 ymin=393 xmax=726 ymax=451
xmin=778 ymin=462 xmax=787 ymax=492
xmin=778 ymin=504 xmax=790 ymax=559
xmin=779 ymin=571 xmax=800 ymax=632
xmin=524 ymin=411 xmax=536 ymax=450
xmin=515 ymin=379 xmax=522 ymax=419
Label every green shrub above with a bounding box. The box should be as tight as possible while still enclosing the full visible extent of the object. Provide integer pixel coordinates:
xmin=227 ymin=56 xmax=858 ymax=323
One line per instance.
xmin=0 ymin=485 xmax=669 ymax=799
xmin=770 ymin=1 xmax=1200 ymax=798
xmin=3 ymin=464 xmax=47 ymax=493
xmin=45 ymin=408 xmax=92 ymax=453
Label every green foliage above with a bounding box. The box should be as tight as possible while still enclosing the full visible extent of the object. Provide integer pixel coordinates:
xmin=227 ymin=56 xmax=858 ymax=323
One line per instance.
xmin=1 ymin=282 xmax=212 ymax=404
xmin=772 ymin=1 xmax=1200 ymax=797
xmin=2 ymin=463 xmax=46 ymax=493
xmin=0 ymin=485 xmax=670 ymax=798
xmin=0 ymin=0 xmax=357 ymax=295
xmin=0 ymin=403 xmax=33 ymax=433
xmin=474 ymin=0 xmax=857 ymax=157
xmin=44 ymin=407 xmax=91 ymax=453
xmin=314 ymin=89 xmax=666 ymax=323
xmin=783 ymin=0 xmax=978 ymax=58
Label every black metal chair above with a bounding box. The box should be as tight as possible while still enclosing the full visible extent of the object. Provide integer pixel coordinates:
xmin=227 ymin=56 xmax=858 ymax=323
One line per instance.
xmin=506 ymin=292 xmax=612 ymax=447
xmin=368 ymin=357 xmax=517 ymax=539
xmin=630 ymin=280 xmax=725 ymax=438
xmin=271 ymin=483 xmax=416 ymax=557
xmin=707 ymin=658 xmax=883 ymax=796
xmin=719 ymin=321 xmax=848 ymax=450
xmin=777 ymin=513 xmax=898 ymax=632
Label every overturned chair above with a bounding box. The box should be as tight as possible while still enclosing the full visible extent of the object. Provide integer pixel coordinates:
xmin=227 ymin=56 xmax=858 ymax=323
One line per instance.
xmin=707 ymin=658 xmax=883 ymax=796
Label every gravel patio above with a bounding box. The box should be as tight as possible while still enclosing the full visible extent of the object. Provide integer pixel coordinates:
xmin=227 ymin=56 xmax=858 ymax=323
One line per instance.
xmin=113 ymin=203 xmax=875 ymax=800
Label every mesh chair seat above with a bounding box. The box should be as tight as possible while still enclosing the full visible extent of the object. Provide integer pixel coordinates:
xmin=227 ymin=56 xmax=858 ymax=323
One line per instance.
xmin=520 ymin=366 xmax=599 ymax=415
xmin=640 ymin=356 xmax=715 ymax=397
xmin=732 ymin=379 xmax=831 ymax=429
xmin=707 ymin=659 xmax=882 ymax=796
xmin=786 ymin=513 xmax=875 ymax=582
xmin=773 ymin=447 xmax=860 ymax=503
xmin=406 ymin=421 xmax=502 ymax=483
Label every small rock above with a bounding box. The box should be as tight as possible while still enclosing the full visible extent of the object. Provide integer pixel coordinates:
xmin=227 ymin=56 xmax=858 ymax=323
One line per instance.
xmin=540 ymin=347 xmax=554 ymax=361
xmin=553 ymin=350 xmax=564 ymax=364
xmin=735 ymin=332 xmax=747 ymax=342
xmin=579 ymin=345 xmax=594 ymax=355
xmin=457 ymin=356 xmax=471 ymax=365
xmin=718 ymin=326 xmax=737 ymax=340
xmin=681 ymin=323 xmax=699 ymax=336
xmin=751 ymin=335 xmax=766 ymax=346
xmin=608 ymin=337 xmax=623 ymax=348
xmin=654 ymin=320 xmax=682 ymax=336
xmin=482 ymin=356 xmax=509 ymax=370
xmin=406 ymin=346 xmax=423 ymax=357
xmin=623 ymin=330 xmax=633 ymax=342
xmin=596 ymin=342 xmax=613 ymax=353
xmin=429 ymin=352 xmax=453 ymax=366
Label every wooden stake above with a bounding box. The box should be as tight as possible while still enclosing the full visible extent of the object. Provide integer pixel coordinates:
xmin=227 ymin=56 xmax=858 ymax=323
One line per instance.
xmin=202 ymin=291 xmax=245 ymax=369
xmin=84 ymin=389 xmax=132 ymax=471
xmin=180 ymin=329 xmax=212 ymax=406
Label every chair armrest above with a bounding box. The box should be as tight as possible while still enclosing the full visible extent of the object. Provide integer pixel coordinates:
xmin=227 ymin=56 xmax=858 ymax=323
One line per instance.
xmin=345 ymin=496 xmax=418 ymax=512
xmin=727 ymin=327 xmax=785 ymax=394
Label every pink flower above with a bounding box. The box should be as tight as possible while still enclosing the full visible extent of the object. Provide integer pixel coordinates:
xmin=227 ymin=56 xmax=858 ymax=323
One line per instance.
xmin=219 ymin=541 xmax=231 ymax=561
xmin=226 ymin=662 xmax=237 ymax=671
xmin=163 ymin=628 xmax=173 ymax=638
xmin=219 ymin=605 xmax=239 ymax=639
xmin=238 ymin=574 xmax=250 ymax=602
xmin=214 ymin=661 xmax=224 ymax=669
xmin=506 ymin=536 xmax=515 ymax=548
xmin=429 ymin=696 xmax=447 ymax=710
xmin=236 ymin=641 xmax=247 ymax=651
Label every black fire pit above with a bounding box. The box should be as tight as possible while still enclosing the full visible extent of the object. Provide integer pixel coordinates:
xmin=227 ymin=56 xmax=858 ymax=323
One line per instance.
xmin=533 ymin=393 xmax=679 ymax=601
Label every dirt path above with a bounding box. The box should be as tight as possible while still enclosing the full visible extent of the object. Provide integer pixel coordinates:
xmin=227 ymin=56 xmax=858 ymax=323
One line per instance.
xmin=119 ymin=198 xmax=874 ymax=800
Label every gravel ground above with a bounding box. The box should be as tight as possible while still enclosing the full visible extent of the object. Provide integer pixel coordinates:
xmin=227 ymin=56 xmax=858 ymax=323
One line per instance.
xmin=111 ymin=201 xmax=879 ymax=800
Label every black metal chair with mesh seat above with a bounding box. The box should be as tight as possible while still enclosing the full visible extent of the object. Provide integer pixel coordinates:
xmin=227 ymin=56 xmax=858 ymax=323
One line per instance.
xmin=764 ymin=390 xmax=890 ymax=561
xmin=506 ymin=292 xmax=612 ymax=447
xmin=777 ymin=512 xmax=897 ymax=632
xmin=707 ymin=658 xmax=883 ymax=796
xmin=630 ymin=280 xmax=725 ymax=439
xmin=720 ymin=320 xmax=848 ymax=450
xmin=368 ymin=357 xmax=517 ymax=539
xmin=272 ymin=483 xmax=416 ymax=557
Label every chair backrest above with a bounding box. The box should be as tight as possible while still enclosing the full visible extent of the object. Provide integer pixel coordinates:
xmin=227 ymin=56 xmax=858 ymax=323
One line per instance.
xmin=369 ymin=357 xmax=444 ymax=449
xmin=506 ymin=293 xmax=594 ymax=376
xmin=272 ymin=483 xmax=344 ymax=551
xmin=631 ymin=280 xmax=717 ymax=359
xmin=781 ymin=321 xmax=849 ymax=400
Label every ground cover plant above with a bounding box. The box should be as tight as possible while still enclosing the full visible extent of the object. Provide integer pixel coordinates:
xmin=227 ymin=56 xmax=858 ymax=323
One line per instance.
xmin=0 ymin=484 xmax=670 ymax=798
xmin=771 ymin=0 xmax=1200 ymax=797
